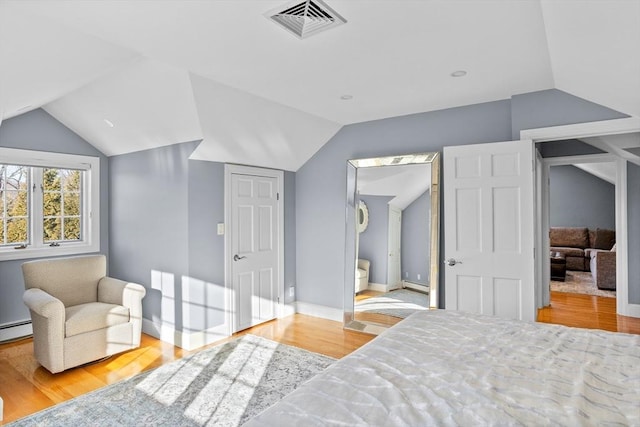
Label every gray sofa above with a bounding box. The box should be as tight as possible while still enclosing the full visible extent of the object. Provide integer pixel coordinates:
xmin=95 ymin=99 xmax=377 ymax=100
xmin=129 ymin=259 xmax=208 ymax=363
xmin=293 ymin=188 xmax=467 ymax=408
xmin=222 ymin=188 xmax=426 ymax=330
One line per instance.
xmin=588 ymin=245 xmax=617 ymax=290
xmin=549 ymin=227 xmax=615 ymax=271
xmin=550 ymin=227 xmax=616 ymax=290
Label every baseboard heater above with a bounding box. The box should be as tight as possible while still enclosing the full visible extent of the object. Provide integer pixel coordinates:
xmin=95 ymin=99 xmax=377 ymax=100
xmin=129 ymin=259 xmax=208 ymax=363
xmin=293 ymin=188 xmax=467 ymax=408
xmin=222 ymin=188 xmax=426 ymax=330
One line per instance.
xmin=403 ymin=281 xmax=429 ymax=294
xmin=0 ymin=319 xmax=33 ymax=342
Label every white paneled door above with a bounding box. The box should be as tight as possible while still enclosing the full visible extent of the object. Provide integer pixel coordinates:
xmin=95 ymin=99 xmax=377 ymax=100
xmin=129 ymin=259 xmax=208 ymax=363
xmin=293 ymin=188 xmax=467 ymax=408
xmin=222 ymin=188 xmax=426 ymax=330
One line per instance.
xmin=444 ymin=140 xmax=536 ymax=321
xmin=387 ymin=206 xmax=402 ymax=287
xmin=230 ymin=172 xmax=280 ymax=332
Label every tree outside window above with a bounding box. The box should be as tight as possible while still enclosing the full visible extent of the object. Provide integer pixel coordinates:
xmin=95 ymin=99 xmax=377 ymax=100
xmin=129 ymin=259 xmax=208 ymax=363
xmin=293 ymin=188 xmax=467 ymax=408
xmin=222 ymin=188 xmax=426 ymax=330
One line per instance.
xmin=43 ymin=168 xmax=82 ymax=242
xmin=0 ymin=165 xmax=83 ymax=246
xmin=0 ymin=165 xmax=29 ymax=245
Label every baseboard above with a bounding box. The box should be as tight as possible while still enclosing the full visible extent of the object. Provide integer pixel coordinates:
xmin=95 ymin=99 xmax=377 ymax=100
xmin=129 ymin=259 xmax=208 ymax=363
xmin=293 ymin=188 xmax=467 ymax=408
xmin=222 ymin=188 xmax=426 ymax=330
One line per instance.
xmin=142 ymin=318 xmax=230 ymax=351
xmin=624 ymin=303 xmax=640 ymax=318
xmin=280 ymin=302 xmax=296 ymax=318
xmin=0 ymin=319 xmax=33 ymax=342
xmin=368 ymin=282 xmax=391 ymax=292
xmin=295 ymin=301 xmax=342 ymax=322
xmin=403 ymin=281 xmax=429 ymax=293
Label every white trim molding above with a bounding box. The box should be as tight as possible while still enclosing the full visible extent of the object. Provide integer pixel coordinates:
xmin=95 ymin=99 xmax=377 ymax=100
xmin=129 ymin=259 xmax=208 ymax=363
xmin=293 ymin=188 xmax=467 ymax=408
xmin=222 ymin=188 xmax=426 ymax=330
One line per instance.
xmin=521 ymin=117 xmax=640 ymax=142
xmin=142 ymin=318 xmax=229 ymax=351
xmin=0 ymin=148 xmax=100 ymax=261
xmin=0 ymin=319 xmax=32 ymax=342
xmin=295 ymin=301 xmax=343 ymax=322
xmin=367 ymin=282 xmax=393 ymax=293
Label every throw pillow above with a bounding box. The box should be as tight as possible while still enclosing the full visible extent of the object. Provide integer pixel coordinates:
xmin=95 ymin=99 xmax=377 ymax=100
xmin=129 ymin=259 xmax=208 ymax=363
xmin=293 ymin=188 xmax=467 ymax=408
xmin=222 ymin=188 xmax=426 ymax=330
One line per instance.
xmin=611 ymin=243 xmax=617 ymax=252
xmin=593 ymin=228 xmax=616 ymax=250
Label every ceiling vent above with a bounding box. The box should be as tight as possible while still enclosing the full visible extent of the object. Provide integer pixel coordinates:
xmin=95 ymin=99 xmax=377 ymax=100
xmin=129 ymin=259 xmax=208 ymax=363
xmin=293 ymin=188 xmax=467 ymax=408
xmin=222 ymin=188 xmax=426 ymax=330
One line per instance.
xmin=266 ymin=0 xmax=346 ymax=39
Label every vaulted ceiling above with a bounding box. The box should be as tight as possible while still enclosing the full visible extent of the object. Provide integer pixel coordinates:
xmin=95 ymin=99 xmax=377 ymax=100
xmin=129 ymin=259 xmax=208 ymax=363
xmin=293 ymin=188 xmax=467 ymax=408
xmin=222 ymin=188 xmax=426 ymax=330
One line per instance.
xmin=1 ymin=0 xmax=638 ymax=171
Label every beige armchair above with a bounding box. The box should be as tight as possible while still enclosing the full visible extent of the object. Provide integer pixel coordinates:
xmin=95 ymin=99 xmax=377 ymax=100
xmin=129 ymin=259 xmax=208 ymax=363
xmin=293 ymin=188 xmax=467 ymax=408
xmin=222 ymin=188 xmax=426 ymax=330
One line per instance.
xmin=22 ymin=255 xmax=146 ymax=374
xmin=355 ymin=259 xmax=370 ymax=293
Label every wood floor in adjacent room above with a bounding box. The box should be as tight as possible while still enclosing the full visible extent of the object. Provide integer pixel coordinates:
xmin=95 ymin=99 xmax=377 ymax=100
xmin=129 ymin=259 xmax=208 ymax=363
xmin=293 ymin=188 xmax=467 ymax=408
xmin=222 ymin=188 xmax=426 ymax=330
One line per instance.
xmin=2 ymin=293 xmax=639 ymax=424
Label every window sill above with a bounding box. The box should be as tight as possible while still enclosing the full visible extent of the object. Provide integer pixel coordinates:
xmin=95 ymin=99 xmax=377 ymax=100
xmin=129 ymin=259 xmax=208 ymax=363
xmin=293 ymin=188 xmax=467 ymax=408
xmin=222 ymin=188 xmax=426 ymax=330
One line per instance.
xmin=0 ymin=241 xmax=100 ymax=262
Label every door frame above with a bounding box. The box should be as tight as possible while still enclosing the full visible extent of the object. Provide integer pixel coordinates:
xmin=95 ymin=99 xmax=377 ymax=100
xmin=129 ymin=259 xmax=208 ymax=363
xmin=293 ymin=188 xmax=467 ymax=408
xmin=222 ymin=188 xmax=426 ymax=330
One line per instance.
xmin=224 ymin=164 xmax=285 ymax=335
xmin=540 ymin=153 xmax=618 ymax=308
xmin=521 ymin=116 xmax=640 ymax=318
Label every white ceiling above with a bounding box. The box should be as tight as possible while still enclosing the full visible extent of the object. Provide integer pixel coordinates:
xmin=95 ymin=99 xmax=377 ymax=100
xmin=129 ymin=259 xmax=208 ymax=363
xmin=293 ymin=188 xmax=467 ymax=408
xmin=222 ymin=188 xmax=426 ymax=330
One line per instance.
xmin=358 ymin=164 xmax=431 ymax=210
xmin=1 ymin=0 xmax=638 ymax=171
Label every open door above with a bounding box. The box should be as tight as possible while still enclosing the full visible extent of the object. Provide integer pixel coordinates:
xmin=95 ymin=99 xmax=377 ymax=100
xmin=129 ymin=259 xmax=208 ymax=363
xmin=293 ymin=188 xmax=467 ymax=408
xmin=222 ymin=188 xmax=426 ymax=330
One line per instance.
xmin=443 ymin=140 xmax=536 ymax=321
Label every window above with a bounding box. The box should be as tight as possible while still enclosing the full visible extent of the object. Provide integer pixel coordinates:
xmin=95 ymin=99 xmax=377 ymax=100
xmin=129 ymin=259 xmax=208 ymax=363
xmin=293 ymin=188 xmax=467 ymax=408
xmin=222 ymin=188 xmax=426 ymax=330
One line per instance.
xmin=0 ymin=148 xmax=99 ymax=260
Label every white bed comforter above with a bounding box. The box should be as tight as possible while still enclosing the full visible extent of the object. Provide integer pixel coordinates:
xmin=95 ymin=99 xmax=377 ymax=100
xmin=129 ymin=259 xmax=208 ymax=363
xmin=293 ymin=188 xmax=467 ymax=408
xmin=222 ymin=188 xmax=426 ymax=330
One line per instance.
xmin=246 ymin=310 xmax=640 ymax=426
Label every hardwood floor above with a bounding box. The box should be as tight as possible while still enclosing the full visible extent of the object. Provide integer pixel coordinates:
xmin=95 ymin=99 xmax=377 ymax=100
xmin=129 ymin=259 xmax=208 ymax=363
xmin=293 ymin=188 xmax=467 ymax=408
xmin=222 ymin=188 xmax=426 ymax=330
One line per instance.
xmin=538 ymin=291 xmax=640 ymax=334
xmin=354 ymin=289 xmax=404 ymax=327
xmin=1 ymin=293 xmax=639 ymax=424
xmin=0 ymin=314 xmax=372 ymax=424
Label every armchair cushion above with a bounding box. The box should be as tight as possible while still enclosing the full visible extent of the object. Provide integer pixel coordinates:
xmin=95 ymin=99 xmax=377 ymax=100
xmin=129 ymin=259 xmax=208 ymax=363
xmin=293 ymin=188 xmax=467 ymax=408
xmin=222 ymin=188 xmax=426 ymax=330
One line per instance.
xmin=65 ymin=302 xmax=130 ymax=337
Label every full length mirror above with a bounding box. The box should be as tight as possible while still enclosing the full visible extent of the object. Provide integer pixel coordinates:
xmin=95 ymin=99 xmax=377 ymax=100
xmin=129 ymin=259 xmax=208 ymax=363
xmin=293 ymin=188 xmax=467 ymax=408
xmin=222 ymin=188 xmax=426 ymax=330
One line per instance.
xmin=344 ymin=153 xmax=440 ymax=334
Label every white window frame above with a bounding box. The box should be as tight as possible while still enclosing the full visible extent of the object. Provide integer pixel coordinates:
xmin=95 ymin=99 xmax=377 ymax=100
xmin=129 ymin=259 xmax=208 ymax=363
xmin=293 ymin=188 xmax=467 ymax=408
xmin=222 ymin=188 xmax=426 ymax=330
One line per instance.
xmin=0 ymin=147 xmax=100 ymax=261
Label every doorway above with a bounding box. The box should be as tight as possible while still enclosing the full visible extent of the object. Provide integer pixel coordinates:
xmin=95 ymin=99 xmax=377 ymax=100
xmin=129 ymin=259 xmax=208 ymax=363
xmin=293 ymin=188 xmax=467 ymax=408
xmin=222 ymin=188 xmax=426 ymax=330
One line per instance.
xmin=224 ymin=164 xmax=284 ymax=334
xmin=543 ymin=155 xmax=618 ymax=308
xmin=522 ymin=117 xmax=640 ymax=318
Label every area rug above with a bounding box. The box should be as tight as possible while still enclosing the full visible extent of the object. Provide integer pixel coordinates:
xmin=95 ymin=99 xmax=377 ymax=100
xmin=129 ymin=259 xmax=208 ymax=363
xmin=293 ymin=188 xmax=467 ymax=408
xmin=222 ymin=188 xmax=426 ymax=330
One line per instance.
xmin=9 ymin=335 xmax=334 ymax=427
xmin=355 ymin=288 xmax=429 ymax=318
xmin=551 ymin=271 xmax=616 ymax=298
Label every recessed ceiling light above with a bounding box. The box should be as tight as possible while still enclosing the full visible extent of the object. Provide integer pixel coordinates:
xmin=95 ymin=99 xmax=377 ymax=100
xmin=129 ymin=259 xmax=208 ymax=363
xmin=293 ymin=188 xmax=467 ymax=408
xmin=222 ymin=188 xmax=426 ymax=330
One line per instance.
xmin=103 ymin=119 xmax=115 ymax=128
xmin=340 ymin=94 xmax=353 ymax=100
xmin=450 ymin=70 xmax=467 ymax=78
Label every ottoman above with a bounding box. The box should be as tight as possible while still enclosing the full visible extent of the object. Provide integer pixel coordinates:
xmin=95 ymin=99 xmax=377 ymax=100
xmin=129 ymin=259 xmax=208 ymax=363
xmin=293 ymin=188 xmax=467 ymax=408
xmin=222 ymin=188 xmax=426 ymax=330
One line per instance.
xmin=550 ymin=252 xmax=567 ymax=282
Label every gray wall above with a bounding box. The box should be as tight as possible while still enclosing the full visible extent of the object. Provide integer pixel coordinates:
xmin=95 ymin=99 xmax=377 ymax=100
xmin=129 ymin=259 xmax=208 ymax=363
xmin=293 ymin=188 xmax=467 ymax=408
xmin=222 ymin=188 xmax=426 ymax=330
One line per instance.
xmin=628 ymin=162 xmax=640 ymax=304
xmin=357 ymin=196 xmax=392 ymax=284
xmin=0 ymin=109 xmax=109 ymax=326
xmin=296 ymin=89 xmax=630 ymax=310
xmin=401 ymin=190 xmax=430 ymax=285
xmin=109 ymin=142 xmax=196 ymax=332
xmin=109 ymin=142 xmax=297 ymax=333
xmin=295 ymin=98 xmax=513 ymax=309
xmin=550 ymin=165 xmax=615 ymax=229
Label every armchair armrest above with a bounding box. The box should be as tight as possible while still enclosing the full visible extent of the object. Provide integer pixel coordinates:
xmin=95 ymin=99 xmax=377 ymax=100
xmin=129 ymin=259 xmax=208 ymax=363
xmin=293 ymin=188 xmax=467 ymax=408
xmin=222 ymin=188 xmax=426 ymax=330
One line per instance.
xmin=98 ymin=276 xmax=146 ymax=308
xmin=22 ymin=288 xmax=65 ymax=373
xmin=98 ymin=277 xmax=146 ymax=345
xmin=591 ymin=250 xmax=616 ymax=290
xmin=23 ymin=288 xmax=65 ymax=318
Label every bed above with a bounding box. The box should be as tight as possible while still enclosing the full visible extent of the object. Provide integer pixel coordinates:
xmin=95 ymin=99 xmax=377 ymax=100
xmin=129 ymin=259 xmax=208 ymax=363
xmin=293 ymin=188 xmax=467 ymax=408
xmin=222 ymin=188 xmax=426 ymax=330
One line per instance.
xmin=246 ymin=310 xmax=640 ymax=426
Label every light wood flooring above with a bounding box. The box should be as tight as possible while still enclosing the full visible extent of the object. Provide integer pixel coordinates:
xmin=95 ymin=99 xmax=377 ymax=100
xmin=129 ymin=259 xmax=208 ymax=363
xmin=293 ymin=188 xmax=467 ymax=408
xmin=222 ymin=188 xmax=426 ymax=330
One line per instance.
xmin=2 ymin=292 xmax=639 ymax=424
xmin=354 ymin=289 xmax=404 ymax=327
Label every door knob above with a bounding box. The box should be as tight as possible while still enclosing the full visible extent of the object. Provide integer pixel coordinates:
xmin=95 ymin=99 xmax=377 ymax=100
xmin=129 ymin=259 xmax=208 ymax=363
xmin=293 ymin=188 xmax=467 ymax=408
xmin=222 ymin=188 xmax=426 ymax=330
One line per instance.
xmin=233 ymin=254 xmax=247 ymax=261
xmin=445 ymin=258 xmax=461 ymax=266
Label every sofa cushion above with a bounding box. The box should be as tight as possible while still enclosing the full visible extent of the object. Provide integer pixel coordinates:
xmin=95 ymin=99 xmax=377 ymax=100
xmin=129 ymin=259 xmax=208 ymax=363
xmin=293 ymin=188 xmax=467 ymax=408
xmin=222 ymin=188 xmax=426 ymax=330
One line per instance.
xmin=592 ymin=228 xmax=616 ymax=250
xmin=65 ymin=302 xmax=130 ymax=337
xmin=550 ymin=227 xmax=589 ymax=249
xmin=356 ymin=268 xmax=367 ymax=279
